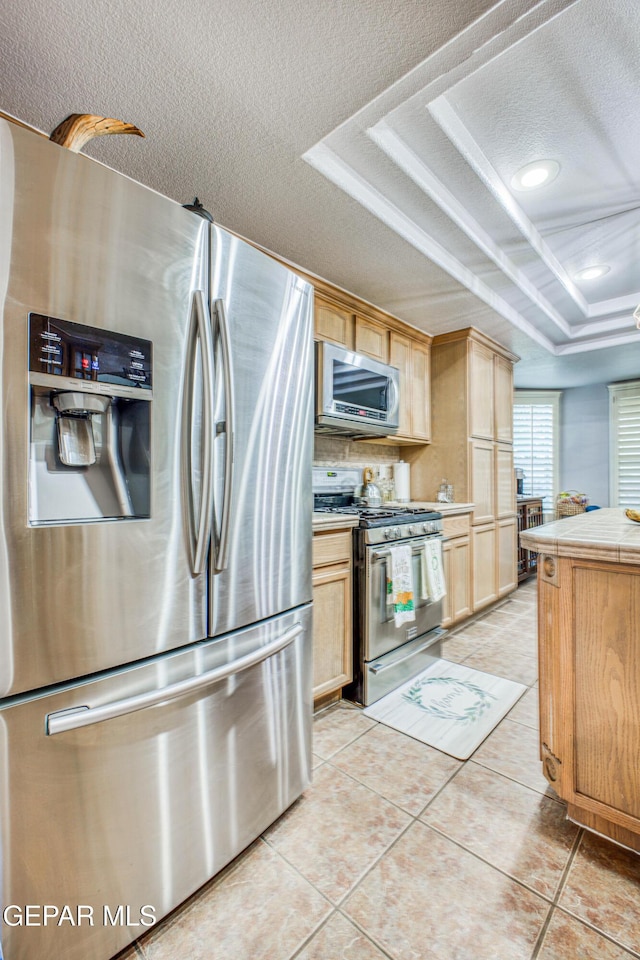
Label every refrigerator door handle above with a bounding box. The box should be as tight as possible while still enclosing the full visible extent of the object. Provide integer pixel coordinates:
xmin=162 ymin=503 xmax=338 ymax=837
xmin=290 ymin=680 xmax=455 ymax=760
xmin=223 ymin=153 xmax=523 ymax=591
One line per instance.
xmin=183 ymin=289 xmax=215 ymax=576
xmin=212 ymin=297 xmax=235 ymax=573
xmin=46 ymin=622 xmax=303 ymax=736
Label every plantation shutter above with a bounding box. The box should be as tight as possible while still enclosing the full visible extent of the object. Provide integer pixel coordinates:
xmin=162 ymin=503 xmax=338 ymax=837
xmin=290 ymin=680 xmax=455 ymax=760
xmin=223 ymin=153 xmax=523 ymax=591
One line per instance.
xmin=608 ymin=381 xmax=640 ymax=507
xmin=513 ymin=391 xmax=561 ymax=515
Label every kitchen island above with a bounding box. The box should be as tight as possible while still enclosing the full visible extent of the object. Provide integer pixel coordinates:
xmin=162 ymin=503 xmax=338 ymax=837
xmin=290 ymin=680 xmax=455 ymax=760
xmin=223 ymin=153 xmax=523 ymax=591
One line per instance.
xmin=520 ymin=508 xmax=640 ymax=852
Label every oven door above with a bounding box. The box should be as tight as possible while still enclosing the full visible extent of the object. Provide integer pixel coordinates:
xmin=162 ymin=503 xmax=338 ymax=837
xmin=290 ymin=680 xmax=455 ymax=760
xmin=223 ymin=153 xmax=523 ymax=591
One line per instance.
xmin=364 ymin=536 xmax=444 ymax=662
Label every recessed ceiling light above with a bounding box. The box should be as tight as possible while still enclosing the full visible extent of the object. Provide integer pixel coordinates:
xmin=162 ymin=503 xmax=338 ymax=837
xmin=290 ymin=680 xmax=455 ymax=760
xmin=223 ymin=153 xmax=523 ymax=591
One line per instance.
xmin=574 ymin=265 xmax=611 ymax=281
xmin=511 ymin=160 xmax=560 ymax=191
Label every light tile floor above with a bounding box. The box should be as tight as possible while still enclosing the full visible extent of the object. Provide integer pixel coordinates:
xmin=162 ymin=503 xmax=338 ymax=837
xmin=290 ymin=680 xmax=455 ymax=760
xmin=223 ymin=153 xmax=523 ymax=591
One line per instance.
xmin=122 ymin=579 xmax=640 ymax=960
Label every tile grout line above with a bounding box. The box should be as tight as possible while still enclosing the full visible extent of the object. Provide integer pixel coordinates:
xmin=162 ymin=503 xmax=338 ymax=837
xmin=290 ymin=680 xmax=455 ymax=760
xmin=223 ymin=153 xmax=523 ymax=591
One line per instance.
xmin=527 ymin=825 xmax=585 ymax=960
xmin=546 ymin=829 xmax=640 ymax=960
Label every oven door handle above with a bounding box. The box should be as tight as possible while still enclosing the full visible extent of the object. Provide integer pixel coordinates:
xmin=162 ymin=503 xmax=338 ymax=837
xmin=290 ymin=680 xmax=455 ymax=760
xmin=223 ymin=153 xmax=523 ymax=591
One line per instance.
xmin=371 ymin=535 xmax=442 ymax=561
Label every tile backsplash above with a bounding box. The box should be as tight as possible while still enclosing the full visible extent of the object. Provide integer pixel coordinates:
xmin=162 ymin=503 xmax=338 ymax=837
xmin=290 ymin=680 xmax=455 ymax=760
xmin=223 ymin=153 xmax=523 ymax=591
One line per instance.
xmin=313 ymin=435 xmax=401 ymax=475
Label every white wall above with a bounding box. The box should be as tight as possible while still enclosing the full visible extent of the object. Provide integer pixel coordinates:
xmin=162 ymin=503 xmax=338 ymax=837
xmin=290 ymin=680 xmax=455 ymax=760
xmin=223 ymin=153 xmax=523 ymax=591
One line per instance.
xmin=560 ymin=384 xmax=609 ymax=507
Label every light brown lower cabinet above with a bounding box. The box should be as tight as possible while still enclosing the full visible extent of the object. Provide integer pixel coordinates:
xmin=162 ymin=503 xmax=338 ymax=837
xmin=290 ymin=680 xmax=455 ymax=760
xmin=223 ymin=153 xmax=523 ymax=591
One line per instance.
xmin=472 ymin=522 xmax=498 ymax=611
xmin=442 ymin=535 xmax=472 ymax=628
xmin=441 ymin=513 xmax=472 ymax=629
xmin=496 ymin=516 xmax=518 ymax=597
xmin=312 ymin=529 xmax=353 ymax=703
xmin=538 ymin=554 xmax=640 ymax=852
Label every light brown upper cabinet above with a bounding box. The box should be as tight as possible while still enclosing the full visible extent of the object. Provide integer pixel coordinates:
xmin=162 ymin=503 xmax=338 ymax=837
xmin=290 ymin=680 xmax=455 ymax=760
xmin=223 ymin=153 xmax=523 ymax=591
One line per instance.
xmin=494 ymin=355 xmax=514 ymax=442
xmin=355 ymin=315 xmax=389 ymax=362
xmin=389 ymin=332 xmax=431 ymax=443
xmin=468 ymin=341 xmax=495 ymax=440
xmin=314 ymin=297 xmax=354 ymax=349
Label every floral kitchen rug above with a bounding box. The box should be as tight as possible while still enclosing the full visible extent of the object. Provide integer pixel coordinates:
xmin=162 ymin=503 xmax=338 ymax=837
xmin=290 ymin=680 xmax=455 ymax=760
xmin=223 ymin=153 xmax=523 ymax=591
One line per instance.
xmin=363 ymin=659 xmax=526 ymax=760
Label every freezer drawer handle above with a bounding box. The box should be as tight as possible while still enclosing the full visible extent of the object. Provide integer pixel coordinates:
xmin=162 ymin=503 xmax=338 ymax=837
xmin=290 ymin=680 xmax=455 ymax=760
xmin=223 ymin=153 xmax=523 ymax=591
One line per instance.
xmin=46 ymin=622 xmax=303 ymax=736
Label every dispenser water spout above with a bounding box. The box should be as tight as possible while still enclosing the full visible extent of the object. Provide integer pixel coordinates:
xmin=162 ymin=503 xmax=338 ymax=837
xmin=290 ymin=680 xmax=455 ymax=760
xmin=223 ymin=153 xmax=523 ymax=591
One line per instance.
xmin=53 ymin=392 xmax=111 ymax=467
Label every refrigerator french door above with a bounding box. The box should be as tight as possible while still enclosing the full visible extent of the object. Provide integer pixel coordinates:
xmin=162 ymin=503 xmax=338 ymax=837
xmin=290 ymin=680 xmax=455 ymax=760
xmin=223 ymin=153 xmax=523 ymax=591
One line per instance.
xmin=0 ymin=118 xmax=209 ymax=698
xmin=206 ymin=225 xmax=314 ymax=637
xmin=0 ymin=119 xmax=315 ymax=960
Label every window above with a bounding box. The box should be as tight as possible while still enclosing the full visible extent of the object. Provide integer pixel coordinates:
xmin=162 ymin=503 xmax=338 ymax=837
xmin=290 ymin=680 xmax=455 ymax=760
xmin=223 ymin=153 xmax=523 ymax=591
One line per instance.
xmin=513 ymin=391 xmax=561 ymax=515
xmin=608 ymin=380 xmax=640 ymax=507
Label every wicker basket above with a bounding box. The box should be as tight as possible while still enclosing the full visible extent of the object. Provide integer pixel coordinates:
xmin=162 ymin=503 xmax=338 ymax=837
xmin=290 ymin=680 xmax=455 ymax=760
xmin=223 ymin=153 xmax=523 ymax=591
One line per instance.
xmin=555 ymin=491 xmax=588 ymax=519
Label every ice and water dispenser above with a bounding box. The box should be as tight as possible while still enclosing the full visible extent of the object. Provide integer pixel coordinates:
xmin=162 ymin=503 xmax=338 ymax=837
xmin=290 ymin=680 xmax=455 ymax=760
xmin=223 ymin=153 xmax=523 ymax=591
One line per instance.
xmin=28 ymin=313 xmax=152 ymax=524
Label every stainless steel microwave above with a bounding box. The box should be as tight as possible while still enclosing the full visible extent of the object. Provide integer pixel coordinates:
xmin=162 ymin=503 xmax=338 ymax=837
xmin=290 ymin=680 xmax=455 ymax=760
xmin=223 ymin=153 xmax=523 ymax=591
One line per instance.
xmin=315 ymin=341 xmax=400 ymax=437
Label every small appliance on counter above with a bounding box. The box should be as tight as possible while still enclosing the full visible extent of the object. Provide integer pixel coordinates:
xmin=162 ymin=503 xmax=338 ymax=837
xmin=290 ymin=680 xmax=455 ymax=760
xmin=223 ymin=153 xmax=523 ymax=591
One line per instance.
xmin=313 ymin=467 xmax=446 ymax=706
xmin=515 ymin=468 xmax=525 ymax=496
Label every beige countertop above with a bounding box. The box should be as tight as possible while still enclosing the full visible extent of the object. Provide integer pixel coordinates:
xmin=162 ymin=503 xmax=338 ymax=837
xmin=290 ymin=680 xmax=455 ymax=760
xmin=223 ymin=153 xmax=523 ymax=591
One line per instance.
xmin=520 ymin=507 xmax=640 ymax=563
xmin=312 ymin=512 xmax=360 ymax=532
xmin=392 ymin=501 xmax=475 ymax=516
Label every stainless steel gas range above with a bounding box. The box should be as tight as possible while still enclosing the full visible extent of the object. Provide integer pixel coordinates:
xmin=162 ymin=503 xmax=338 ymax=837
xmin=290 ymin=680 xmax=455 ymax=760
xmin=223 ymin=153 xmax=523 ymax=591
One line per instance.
xmin=313 ymin=467 xmax=446 ymax=705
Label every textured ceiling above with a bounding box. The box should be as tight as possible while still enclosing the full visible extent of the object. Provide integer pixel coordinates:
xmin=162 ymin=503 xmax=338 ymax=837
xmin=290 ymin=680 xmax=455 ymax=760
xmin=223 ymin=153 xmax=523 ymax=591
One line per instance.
xmin=1 ymin=0 xmax=638 ymax=386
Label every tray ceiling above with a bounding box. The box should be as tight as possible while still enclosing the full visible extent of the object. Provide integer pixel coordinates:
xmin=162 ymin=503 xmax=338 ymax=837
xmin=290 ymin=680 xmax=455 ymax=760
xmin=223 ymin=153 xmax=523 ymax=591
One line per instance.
xmin=304 ymin=0 xmax=640 ymax=383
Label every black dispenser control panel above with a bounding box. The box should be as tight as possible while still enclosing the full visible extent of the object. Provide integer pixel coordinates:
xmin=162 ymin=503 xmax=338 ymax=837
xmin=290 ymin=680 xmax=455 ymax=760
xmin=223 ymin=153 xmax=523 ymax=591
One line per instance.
xmin=29 ymin=314 xmax=152 ymax=390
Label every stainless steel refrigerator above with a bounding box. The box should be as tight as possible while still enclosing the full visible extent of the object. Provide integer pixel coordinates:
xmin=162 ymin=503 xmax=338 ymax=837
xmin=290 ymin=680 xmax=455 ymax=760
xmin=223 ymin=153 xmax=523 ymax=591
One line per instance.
xmin=0 ymin=119 xmax=314 ymax=960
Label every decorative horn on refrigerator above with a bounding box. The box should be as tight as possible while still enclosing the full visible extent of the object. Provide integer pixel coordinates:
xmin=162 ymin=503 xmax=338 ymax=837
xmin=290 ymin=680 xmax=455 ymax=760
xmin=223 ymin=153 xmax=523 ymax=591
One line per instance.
xmin=212 ymin=297 xmax=235 ymax=573
xmin=182 ymin=289 xmax=215 ymax=576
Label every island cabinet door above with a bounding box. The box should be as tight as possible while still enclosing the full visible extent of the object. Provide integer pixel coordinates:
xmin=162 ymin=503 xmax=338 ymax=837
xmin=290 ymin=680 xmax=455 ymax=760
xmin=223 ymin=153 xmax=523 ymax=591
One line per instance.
xmin=572 ymin=562 xmax=640 ymax=828
xmin=539 ymin=555 xmax=640 ymax=851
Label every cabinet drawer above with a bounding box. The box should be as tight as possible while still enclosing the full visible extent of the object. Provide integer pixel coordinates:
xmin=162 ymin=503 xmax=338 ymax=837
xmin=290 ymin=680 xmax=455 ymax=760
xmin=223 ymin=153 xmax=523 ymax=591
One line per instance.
xmin=313 ymin=531 xmax=352 ymax=567
xmin=442 ymin=514 xmax=471 ymax=539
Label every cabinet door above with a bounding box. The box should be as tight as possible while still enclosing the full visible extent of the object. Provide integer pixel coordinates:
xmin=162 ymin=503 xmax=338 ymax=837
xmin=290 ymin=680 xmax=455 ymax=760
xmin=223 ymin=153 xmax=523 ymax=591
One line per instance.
xmin=355 ymin=315 xmax=389 ymax=361
xmin=312 ymin=562 xmax=352 ymax=700
xmin=495 ymin=442 xmax=515 ymax=518
xmin=468 ymin=341 xmax=495 ymax=439
xmin=472 ymin=523 xmax=497 ymax=611
xmin=449 ymin=536 xmax=472 ymax=625
xmin=470 ymin=439 xmax=495 ymax=523
xmin=411 ymin=339 xmax=431 ymax=442
xmin=388 ymin=332 xmax=412 ymax=438
xmin=441 ymin=540 xmax=453 ymax=628
xmin=494 ymin=355 xmax=514 ymax=442
xmin=496 ymin=517 xmax=517 ymax=598
xmin=389 ymin=332 xmax=431 ymax=442
xmin=314 ymin=297 xmax=354 ymax=348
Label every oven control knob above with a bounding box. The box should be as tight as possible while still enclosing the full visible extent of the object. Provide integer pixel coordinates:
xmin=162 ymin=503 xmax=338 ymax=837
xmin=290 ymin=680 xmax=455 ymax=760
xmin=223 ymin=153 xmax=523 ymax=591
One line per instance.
xmin=422 ymin=522 xmax=430 ymax=534
xmin=394 ymin=527 xmax=401 ymax=539
xmin=407 ymin=525 xmax=415 ymax=536
xmin=384 ymin=528 xmax=394 ymax=540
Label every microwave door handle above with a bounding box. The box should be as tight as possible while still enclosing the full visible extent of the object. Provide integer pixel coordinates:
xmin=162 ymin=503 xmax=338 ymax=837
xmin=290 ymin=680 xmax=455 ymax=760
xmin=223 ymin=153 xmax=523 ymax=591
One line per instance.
xmin=212 ymin=298 xmax=235 ymax=573
xmin=182 ymin=290 xmax=215 ymax=576
xmin=387 ymin=375 xmax=399 ymax=419
xmin=45 ymin=623 xmax=303 ymax=736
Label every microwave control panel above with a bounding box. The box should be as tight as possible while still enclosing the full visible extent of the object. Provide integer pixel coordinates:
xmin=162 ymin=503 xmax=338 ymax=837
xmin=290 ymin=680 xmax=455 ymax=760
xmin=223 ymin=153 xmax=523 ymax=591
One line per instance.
xmin=334 ymin=402 xmax=387 ymax=421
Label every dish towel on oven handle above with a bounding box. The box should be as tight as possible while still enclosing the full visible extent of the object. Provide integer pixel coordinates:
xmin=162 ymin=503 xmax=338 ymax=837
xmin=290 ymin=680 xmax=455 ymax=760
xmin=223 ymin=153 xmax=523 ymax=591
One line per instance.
xmin=386 ymin=544 xmax=415 ymax=626
xmin=420 ymin=538 xmax=446 ymax=602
